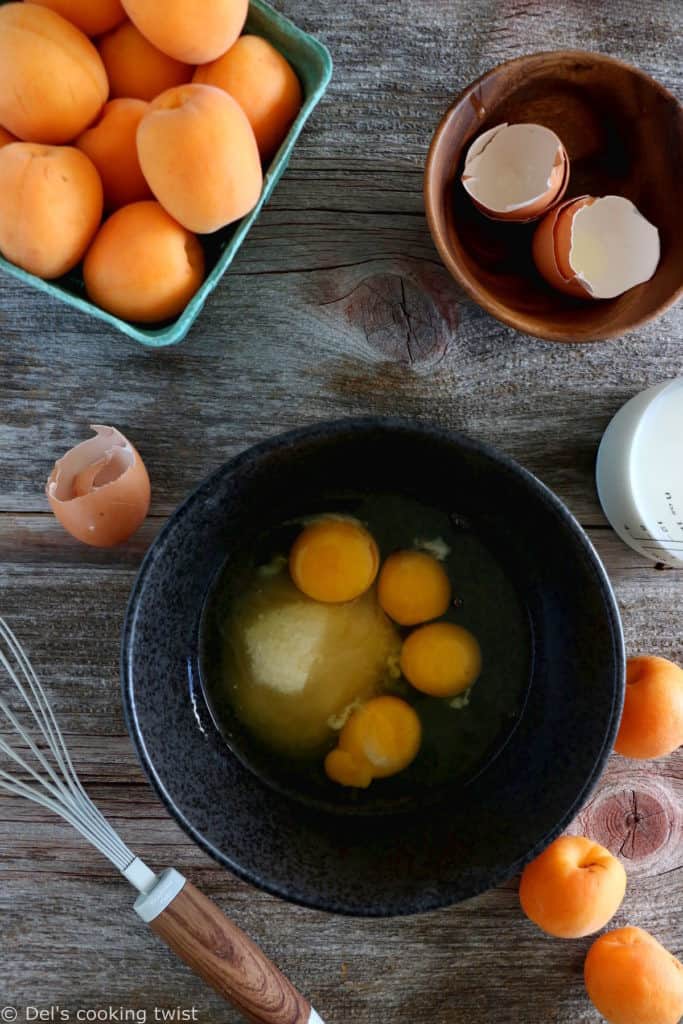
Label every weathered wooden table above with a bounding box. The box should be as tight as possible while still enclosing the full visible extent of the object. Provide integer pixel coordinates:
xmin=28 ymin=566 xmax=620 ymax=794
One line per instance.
xmin=1 ymin=1 xmax=681 ymax=1021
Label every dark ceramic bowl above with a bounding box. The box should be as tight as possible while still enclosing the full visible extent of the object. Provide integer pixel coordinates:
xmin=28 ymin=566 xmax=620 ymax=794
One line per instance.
xmin=122 ymin=419 xmax=624 ymax=916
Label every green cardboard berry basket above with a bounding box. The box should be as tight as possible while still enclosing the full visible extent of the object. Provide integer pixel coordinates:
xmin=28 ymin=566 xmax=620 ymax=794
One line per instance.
xmin=0 ymin=0 xmax=332 ymax=346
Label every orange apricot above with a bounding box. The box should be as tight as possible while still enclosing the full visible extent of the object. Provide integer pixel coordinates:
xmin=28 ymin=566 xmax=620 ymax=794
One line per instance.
xmin=615 ymin=655 xmax=683 ymax=759
xmin=83 ymin=201 xmax=205 ymax=323
xmin=400 ymin=622 xmax=481 ymax=697
xmin=325 ymin=696 xmax=422 ymax=788
xmin=137 ymin=84 xmax=262 ymax=233
xmin=0 ymin=143 xmax=102 ymax=279
xmin=289 ymin=518 xmax=380 ymax=603
xmin=585 ymin=927 xmax=683 ymax=1024
xmin=378 ymin=550 xmax=451 ymax=626
xmin=519 ymin=835 xmax=626 ymax=939
xmin=0 ymin=4 xmax=108 ymax=144
xmin=194 ymin=35 xmax=303 ymax=161
xmin=99 ymin=21 xmax=192 ymax=102
xmin=0 ymin=127 xmax=16 ymax=149
xmin=76 ymin=100 xmax=152 ymax=211
xmin=121 ymin=0 xmax=247 ymax=63
xmin=25 ymin=0 xmax=126 ymax=35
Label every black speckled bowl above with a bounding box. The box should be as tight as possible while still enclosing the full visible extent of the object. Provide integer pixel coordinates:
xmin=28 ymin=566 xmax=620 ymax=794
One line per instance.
xmin=122 ymin=418 xmax=624 ymax=917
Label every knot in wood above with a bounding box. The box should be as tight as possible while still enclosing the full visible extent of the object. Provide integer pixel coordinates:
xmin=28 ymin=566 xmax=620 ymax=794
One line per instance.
xmin=606 ymin=790 xmax=670 ymax=860
xmin=336 ymin=270 xmax=457 ymax=370
xmin=568 ymin=780 xmax=682 ymax=879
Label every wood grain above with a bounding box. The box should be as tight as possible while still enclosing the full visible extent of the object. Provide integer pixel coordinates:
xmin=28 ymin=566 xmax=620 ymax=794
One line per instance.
xmin=0 ymin=0 xmax=681 ymax=1022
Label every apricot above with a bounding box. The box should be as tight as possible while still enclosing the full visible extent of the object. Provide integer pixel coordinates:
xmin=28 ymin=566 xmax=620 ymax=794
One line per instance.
xmin=585 ymin=927 xmax=683 ymax=1024
xmin=615 ymin=655 xmax=683 ymax=759
xmin=76 ymin=100 xmax=151 ymax=211
xmin=325 ymin=696 xmax=422 ymax=788
xmin=26 ymin=0 xmax=126 ymax=35
xmin=99 ymin=21 xmax=192 ymax=102
xmin=0 ymin=4 xmax=108 ymax=144
xmin=121 ymin=0 xmax=248 ymax=63
xmin=194 ymin=35 xmax=303 ymax=161
xmin=83 ymin=201 xmax=205 ymax=323
xmin=137 ymin=84 xmax=262 ymax=234
xmin=0 ymin=143 xmax=102 ymax=279
xmin=0 ymin=127 xmax=16 ymax=149
xmin=401 ymin=622 xmax=481 ymax=697
xmin=290 ymin=518 xmax=380 ymax=604
xmin=519 ymin=835 xmax=626 ymax=939
xmin=378 ymin=550 xmax=451 ymax=626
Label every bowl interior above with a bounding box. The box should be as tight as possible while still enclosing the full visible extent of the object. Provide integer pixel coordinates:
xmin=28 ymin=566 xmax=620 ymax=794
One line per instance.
xmin=425 ymin=51 xmax=683 ymax=342
xmin=198 ymin=490 xmax=533 ymax=816
xmin=122 ymin=420 xmax=624 ymax=915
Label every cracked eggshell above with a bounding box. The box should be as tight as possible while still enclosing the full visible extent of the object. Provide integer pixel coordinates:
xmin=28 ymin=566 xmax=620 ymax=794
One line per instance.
xmin=532 ymin=195 xmax=593 ymax=298
xmin=461 ymin=122 xmax=569 ymax=222
xmin=46 ymin=424 xmax=150 ymax=547
xmin=533 ymin=195 xmax=661 ymax=300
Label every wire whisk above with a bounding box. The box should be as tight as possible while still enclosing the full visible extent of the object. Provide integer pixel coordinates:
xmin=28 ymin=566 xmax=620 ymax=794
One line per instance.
xmin=0 ymin=618 xmax=141 ymax=880
xmin=0 ymin=618 xmax=323 ymax=1024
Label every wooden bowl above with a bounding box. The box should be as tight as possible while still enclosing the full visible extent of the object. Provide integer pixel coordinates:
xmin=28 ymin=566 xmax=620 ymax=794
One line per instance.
xmin=424 ymin=51 xmax=683 ymax=343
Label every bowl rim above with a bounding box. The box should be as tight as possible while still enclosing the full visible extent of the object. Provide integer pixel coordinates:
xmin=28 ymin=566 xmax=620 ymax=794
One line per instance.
xmin=121 ymin=416 xmax=625 ymax=915
xmin=424 ymin=49 xmax=683 ymax=344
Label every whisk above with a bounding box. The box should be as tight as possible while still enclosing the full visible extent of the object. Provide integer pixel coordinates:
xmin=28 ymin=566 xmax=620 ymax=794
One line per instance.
xmin=0 ymin=618 xmax=324 ymax=1024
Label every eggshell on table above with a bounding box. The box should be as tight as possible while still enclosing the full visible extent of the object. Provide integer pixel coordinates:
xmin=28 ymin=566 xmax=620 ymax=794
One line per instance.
xmin=46 ymin=425 xmax=150 ymax=547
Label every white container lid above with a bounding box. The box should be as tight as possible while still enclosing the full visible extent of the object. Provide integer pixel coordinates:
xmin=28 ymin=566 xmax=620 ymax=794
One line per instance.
xmin=596 ymin=378 xmax=683 ymax=567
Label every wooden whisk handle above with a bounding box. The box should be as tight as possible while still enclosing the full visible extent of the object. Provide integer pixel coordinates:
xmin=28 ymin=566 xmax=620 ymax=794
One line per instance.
xmin=136 ymin=872 xmax=323 ymax=1024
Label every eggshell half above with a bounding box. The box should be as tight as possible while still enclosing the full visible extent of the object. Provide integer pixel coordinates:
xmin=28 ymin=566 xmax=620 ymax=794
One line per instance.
xmin=533 ymin=195 xmax=661 ymax=300
xmin=567 ymin=196 xmax=660 ymax=299
xmin=462 ymin=122 xmax=569 ymax=223
xmin=554 ymin=197 xmax=595 ymax=280
xmin=532 ymin=195 xmax=593 ymax=298
xmin=46 ymin=424 xmax=150 ymax=547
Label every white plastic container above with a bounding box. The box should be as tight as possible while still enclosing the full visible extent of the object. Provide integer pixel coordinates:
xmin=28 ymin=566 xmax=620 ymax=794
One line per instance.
xmin=596 ymin=378 xmax=683 ymax=567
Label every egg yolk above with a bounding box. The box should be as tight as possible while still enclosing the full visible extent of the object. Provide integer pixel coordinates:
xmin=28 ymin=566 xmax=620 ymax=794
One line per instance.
xmin=324 ymin=748 xmax=375 ymax=788
xmin=400 ymin=622 xmax=481 ymax=697
xmin=324 ymin=695 xmax=422 ymax=788
xmin=377 ymin=549 xmax=451 ymax=625
xmin=289 ymin=518 xmax=379 ymax=603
